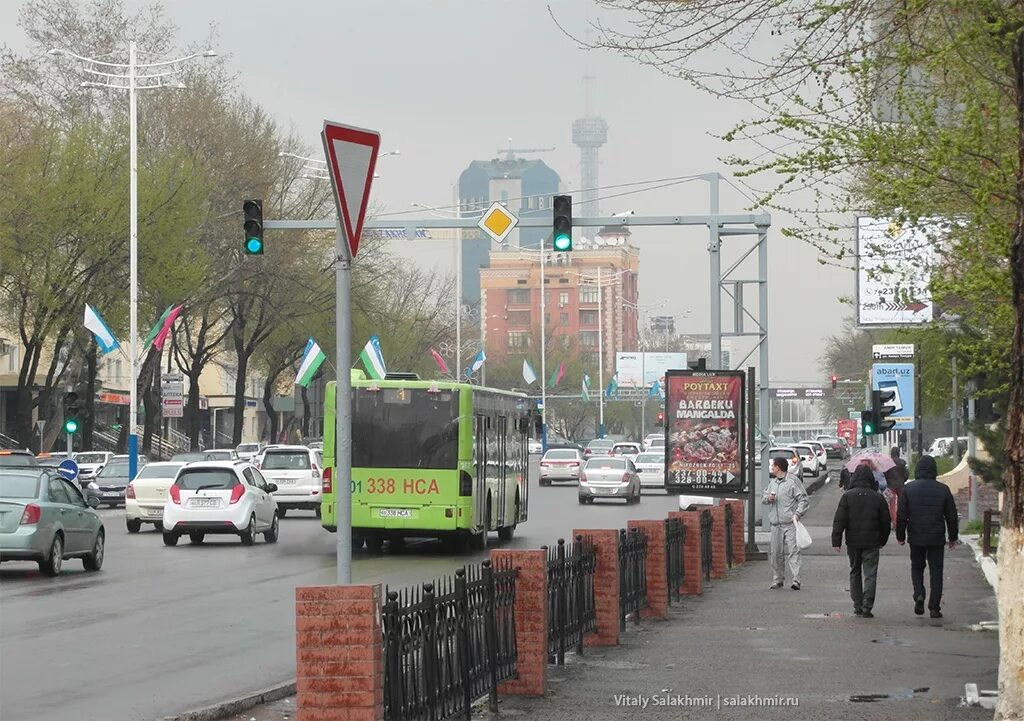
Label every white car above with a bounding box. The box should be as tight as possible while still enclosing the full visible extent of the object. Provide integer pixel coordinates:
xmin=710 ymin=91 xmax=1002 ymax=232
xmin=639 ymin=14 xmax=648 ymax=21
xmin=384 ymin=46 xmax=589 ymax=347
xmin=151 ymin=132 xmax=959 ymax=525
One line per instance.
xmin=642 ymin=434 xmax=664 ymax=452
xmin=528 ymin=439 xmax=543 ymax=455
xmin=791 ymin=444 xmax=820 ymax=478
xmin=768 ymin=447 xmax=804 ymax=478
xmin=801 ymin=440 xmax=829 ymax=473
xmin=610 ymin=442 xmax=642 ymax=461
xmin=124 ymin=461 xmax=185 ymax=532
xmin=256 ymin=445 xmax=324 ymax=517
xmin=633 ymin=452 xmax=665 ymax=489
xmin=161 ymin=462 xmax=279 ymax=546
xmin=644 ymin=436 xmax=666 ymax=453
xmin=539 ymin=449 xmax=583 ymax=486
xmin=235 ymin=443 xmax=262 ymax=462
xmin=74 ymin=451 xmax=114 ymax=482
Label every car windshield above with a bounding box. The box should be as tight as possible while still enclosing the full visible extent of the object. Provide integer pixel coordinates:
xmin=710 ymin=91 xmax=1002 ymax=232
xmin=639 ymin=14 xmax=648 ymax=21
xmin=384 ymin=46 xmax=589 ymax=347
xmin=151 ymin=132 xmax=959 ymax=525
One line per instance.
xmin=171 ymin=453 xmax=209 ymax=462
xmin=237 ymin=444 xmax=259 ymax=453
xmin=544 ymin=450 xmax=578 ymax=460
xmin=647 ymin=437 xmax=665 ymax=445
xmin=586 ymin=458 xmax=627 ymax=470
xmin=262 ymin=451 xmax=311 ymax=470
xmin=0 ymin=452 xmax=36 ymax=467
xmin=206 ymin=450 xmax=234 ymax=460
xmin=769 ymin=448 xmax=797 ymax=458
xmin=0 ymin=473 xmax=41 ymax=499
xmin=636 ymin=453 xmax=663 ymax=464
xmin=175 ymin=469 xmax=238 ymax=490
xmin=587 ymin=441 xmax=613 ymax=449
xmin=98 ymin=460 xmax=129 ymax=477
xmin=817 ymin=437 xmax=840 ymax=445
xmin=612 ymin=445 xmax=637 ymax=453
xmin=76 ymin=453 xmax=108 ymax=464
xmin=793 ymin=446 xmax=813 ymax=455
xmin=136 ymin=464 xmax=183 ymax=479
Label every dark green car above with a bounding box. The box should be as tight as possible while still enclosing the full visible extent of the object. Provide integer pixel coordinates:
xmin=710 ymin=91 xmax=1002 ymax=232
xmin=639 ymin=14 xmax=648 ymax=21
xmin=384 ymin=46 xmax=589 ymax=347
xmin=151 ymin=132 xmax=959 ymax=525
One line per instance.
xmin=0 ymin=469 xmax=105 ymax=576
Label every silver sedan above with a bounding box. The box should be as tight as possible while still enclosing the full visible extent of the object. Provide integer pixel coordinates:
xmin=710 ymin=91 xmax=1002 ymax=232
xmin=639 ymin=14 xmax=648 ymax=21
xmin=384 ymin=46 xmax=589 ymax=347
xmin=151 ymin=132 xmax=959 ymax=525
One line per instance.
xmin=539 ymin=449 xmax=583 ymax=485
xmin=578 ymin=457 xmax=641 ymax=504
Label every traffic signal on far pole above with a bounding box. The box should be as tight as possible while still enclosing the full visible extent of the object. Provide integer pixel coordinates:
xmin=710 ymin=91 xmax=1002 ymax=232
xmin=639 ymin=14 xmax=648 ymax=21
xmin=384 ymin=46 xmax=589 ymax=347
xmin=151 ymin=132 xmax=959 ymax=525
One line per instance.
xmin=860 ymin=409 xmax=874 ymax=437
xmin=243 ymin=199 xmax=264 ymax=255
xmin=831 ymin=374 xmax=838 ymax=389
xmin=63 ymin=392 xmax=80 ymax=434
xmin=552 ymin=194 xmax=572 ymax=251
xmin=872 ymin=389 xmax=897 ymax=433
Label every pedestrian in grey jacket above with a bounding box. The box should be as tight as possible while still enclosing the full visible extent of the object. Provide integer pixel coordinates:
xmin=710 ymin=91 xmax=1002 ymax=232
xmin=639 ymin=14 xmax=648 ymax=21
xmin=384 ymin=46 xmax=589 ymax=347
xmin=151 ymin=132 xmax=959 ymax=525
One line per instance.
xmin=763 ymin=457 xmax=810 ymax=590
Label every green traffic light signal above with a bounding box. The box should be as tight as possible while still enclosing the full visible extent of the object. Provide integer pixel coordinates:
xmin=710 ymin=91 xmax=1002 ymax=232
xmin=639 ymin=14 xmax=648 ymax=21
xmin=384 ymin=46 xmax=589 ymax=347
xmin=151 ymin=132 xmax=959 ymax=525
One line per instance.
xmin=553 ymin=232 xmax=572 ymax=251
xmin=243 ymin=199 xmax=264 ymax=255
xmin=64 ymin=418 xmax=79 ymax=434
xmin=552 ymin=194 xmax=572 ymax=252
xmin=245 ymin=236 xmax=263 ymax=254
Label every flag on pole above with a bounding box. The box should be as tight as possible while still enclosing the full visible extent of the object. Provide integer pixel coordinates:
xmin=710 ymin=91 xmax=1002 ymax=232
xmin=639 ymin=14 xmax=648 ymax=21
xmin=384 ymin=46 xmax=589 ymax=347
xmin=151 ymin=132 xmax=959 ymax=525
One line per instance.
xmin=429 ymin=347 xmax=449 ymax=375
xmin=649 ymin=380 xmax=662 ymax=399
xmin=359 ymin=336 xmax=387 ymax=380
xmin=522 ymin=359 xmax=537 ymax=385
xmin=143 ymin=305 xmax=175 ymax=351
xmin=465 ymin=350 xmax=486 ymax=379
xmin=548 ymin=361 xmax=566 ymax=388
xmin=582 ymin=373 xmax=591 ymax=402
xmin=83 ymin=304 xmax=120 ymax=355
xmin=295 ymin=338 xmax=327 ymax=387
xmin=144 ymin=304 xmax=183 ymax=352
xmin=605 ymin=374 xmax=618 ymax=398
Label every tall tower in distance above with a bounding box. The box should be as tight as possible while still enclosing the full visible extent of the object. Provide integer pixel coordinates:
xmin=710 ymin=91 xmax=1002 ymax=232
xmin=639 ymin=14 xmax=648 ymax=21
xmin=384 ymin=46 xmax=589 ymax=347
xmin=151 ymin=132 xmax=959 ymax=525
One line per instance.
xmin=572 ymin=74 xmax=608 ymax=218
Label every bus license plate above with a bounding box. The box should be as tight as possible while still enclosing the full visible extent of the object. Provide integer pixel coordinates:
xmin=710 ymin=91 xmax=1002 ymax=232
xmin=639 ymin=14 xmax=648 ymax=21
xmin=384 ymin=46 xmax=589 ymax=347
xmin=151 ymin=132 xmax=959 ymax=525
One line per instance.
xmin=379 ymin=508 xmax=412 ymax=519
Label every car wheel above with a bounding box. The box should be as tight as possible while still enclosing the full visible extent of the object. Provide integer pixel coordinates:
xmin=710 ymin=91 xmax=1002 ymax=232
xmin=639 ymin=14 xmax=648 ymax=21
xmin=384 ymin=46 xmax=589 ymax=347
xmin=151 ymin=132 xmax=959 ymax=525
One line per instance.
xmin=278 ymin=508 xmax=287 ymax=518
xmin=126 ymin=519 xmax=142 ymax=534
xmin=162 ymin=532 xmax=179 ymax=547
xmin=578 ymin=496 xmax=587 ymax=505
xmin=540 ymin=479 xmax=550 ymax=487
xmin=366 ymin=537 xmax=384 ymax=554
xmin=240 ymin=515 xmax=256 ymax=546
xmin=189 ymin=532 xmax=205 ymax=545
xmin=264 ymin=514 xmax=279 ymax=544
xmin=314 ymin=505 xmax=321 ymax=519
xmin=39 ymin=534 xmax=64 ymax=577
xmin=83 ymin=530 xmax=105 ymax=572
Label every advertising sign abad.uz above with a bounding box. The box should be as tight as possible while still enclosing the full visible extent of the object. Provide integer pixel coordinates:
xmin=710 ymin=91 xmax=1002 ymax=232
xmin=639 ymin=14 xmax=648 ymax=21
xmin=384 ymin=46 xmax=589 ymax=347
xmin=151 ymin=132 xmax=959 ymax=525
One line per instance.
xmin=664 ymin=370 xmax=746 ymax=496
xmin=871 ymin=363 xmax=916 ymax=430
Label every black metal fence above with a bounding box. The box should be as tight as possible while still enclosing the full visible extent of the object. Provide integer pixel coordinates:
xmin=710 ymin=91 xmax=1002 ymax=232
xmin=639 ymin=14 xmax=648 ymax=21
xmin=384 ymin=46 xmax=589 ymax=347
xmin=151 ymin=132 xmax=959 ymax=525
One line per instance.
xmin=665 ymin=517 xmax=684 ymax=605
xmin=546 ymin=536 xmax=598 ymax=665
xmin=383 ymin=560 xmax=518 ymax=721
xmin=700 ymin=510 xmax=713 ymax=581
xmin=724 ymin=504 xmax=734 ymax=569
xmin=618 ymin=528 xmax=648 ymax=631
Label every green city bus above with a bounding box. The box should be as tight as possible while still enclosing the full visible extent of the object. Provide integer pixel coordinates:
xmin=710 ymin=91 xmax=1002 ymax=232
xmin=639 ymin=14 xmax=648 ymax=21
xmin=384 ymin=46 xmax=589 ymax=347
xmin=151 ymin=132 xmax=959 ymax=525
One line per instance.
xmin=321 ymin=375 xmax=533 ymax=552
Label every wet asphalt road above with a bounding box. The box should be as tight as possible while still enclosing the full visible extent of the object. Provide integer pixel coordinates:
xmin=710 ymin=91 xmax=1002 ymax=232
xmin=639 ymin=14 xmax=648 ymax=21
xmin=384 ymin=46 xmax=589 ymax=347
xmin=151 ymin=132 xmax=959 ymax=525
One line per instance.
xmin=0 ymin=458 xmax=683 ymax=721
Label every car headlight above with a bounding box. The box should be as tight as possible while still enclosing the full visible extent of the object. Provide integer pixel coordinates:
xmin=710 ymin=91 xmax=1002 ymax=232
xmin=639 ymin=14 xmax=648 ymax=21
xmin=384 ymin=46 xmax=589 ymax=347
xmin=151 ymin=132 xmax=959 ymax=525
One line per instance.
xmin=87 ymin=482 xmax=99 ymax=490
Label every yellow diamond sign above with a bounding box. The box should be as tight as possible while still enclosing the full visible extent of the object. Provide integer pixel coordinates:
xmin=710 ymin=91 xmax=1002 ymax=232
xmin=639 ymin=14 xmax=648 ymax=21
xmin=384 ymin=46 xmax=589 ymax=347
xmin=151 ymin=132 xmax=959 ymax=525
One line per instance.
xmin=477 ymin=202 xmax=519 ymax=244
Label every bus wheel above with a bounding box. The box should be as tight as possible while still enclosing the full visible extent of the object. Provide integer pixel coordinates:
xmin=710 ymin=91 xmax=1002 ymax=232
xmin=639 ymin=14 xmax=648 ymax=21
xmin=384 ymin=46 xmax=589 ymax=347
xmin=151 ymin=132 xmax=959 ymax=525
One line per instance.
xmin=498 ymin=498 xmax=518 ymax=541
xmin=389 ymin=537 xmax=407 ymax=554
xmin=366 ymin=537 xmax=384 ymax=554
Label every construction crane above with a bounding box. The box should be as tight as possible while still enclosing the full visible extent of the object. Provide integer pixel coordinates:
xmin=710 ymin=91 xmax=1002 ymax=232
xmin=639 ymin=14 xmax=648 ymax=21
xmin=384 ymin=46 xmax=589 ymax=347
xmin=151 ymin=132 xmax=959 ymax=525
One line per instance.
xmin=498 ymin=137 xmax=555 ymax=162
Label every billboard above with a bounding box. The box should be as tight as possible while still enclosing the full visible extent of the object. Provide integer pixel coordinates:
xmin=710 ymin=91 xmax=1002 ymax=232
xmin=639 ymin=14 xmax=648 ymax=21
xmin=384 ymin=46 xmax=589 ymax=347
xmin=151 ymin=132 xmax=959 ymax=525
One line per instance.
xmin=616 ymin=352 xmax=688 ymax=388
xmin=664 ymin=371 xmax=746 ymax=495
xmin=871 ymin=363 xmax=915 ymax=429
xmin=615 ymin=352 xmax=644 ymax=387
xmin=837 ymin=419 xmax=858 ymax=447
xmin=856 ymin=217 xmax=936 ymax=326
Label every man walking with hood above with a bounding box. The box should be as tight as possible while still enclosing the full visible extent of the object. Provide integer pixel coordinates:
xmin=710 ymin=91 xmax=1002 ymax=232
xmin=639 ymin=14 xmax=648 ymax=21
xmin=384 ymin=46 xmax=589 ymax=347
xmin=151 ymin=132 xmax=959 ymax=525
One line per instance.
xmin=832 ymin=465 xmax=892 ymax=617
xmin=763 ymin=457 xmax=810 ymax=590
xmin=896 ymin=455 xmax=959 ymax=618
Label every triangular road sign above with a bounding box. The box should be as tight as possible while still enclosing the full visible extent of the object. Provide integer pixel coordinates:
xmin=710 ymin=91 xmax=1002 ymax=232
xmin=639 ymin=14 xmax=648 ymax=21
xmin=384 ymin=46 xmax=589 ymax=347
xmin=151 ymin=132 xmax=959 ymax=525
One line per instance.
xmin=321 ymin=120 xmax=381 ymax=259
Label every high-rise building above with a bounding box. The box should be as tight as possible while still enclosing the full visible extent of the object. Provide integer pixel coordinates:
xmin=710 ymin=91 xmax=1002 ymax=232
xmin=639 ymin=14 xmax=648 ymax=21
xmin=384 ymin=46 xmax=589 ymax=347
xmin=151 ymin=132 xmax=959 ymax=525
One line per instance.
xmin=572 ymin=75 xmax=608 ymax=218
xmin=458 ymin=154 xmax=561 ymax=307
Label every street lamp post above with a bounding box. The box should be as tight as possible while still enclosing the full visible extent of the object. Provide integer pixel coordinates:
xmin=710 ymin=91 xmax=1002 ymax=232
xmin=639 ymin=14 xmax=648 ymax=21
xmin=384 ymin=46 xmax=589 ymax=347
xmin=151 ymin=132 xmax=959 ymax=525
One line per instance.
xmin=50 ymin=42 xmax=216 ymax=482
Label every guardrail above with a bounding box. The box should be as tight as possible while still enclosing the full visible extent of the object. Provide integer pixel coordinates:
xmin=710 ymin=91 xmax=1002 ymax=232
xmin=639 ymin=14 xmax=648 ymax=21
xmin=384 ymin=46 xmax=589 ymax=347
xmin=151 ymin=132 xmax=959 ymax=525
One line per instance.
xmin=545 ymin=536 xmax=597 ymax=666
xmin=982 ymin=509 xmax=1001 ymax=558
xmin=382 ymin=560 xmax=518 ymax=721
xmin=700 ymin=510 xmax=713 ymax=581
xmin=618 ymin=528 xmax=648 ymax=631
xmin=665 ymin=517 xmax=684 ymax=605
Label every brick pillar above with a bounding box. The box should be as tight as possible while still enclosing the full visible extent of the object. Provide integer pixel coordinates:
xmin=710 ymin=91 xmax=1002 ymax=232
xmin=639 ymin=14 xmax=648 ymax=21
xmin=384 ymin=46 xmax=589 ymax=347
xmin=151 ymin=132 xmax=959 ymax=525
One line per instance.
xmin=295 ymin=585 xmax=384 ymax=721
xmin=709 ymin=506 xmax=727 ymax=579
xmin=573 ymin=528 xmax=619 ymax=646
xmin=628 ymin=520 xmax=668 ymax=620
xmin=490 ymin=549 xmax=547 ymax=696
xmin=670 ymin=511 xmax=703 ymax=595
xmin=725 ymin=500 xmax=746 ymax=565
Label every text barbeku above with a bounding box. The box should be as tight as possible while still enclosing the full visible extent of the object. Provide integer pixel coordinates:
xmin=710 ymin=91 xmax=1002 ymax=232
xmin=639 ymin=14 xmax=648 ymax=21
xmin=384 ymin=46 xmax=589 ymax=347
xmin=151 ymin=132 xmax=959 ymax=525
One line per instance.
xmin=674 ymin=399 xmax=736 ymax=419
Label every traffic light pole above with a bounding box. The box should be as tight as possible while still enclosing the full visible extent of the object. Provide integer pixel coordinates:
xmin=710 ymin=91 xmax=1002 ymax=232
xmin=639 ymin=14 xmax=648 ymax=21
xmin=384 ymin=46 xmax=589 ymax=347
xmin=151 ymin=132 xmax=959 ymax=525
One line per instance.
xmin=335 ymin=221 xmax=353 ymax=585
xmin=66 ymin=431 xmax=72 ymax=457
xmin=128 ymin=40 xmax=139 ymax=483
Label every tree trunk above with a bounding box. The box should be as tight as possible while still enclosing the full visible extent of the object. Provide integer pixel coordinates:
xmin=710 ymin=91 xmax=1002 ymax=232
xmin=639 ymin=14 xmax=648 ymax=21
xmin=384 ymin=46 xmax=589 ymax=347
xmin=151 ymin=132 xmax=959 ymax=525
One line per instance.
xmin=184 ymin=370 xmax=203 ymax=447
xmin=14 ymin=340 xmax=42 ymax=450
xmin=301 ymin=384 xmax=310 ymax=438
xmin=263 ymin=377 xmax=278 ymax=445
xmin=231 ymin=344 xmax=248 ymax=446
xmin=996 ymin=30 xmax=1024 ymax=721
xmin=141 ymin=352 xmax=162 ymax=457
xmin=83 ymin=345 xmax=97 ymax=450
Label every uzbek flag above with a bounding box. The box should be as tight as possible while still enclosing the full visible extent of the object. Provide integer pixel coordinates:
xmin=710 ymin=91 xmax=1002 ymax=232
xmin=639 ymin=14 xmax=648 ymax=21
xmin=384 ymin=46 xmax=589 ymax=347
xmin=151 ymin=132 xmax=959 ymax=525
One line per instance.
xmin=359 ymin=336 xmax=387 ymax=380
xmin=582 ymin=374 xmax=591 ymax=402
xmin=295 ymin=338 xmax=326 ymax=387
xmin=83 ymin=304 xmax=120 ymax=355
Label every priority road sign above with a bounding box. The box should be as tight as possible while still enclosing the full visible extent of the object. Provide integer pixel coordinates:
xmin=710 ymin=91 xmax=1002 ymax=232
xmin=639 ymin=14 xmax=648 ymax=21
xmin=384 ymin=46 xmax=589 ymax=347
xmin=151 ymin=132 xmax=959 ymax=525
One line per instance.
xmin=321 ymin=120 xmax=381 ymax=259
xmin=477 ymin=202 xmax=519 ymax=244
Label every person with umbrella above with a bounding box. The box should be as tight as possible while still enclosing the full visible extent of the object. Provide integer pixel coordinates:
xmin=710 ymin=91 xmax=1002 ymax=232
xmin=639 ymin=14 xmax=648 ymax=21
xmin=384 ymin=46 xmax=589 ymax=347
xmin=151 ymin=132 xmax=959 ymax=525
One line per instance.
xmin=832 ymin=464 xmax=892 ymax=617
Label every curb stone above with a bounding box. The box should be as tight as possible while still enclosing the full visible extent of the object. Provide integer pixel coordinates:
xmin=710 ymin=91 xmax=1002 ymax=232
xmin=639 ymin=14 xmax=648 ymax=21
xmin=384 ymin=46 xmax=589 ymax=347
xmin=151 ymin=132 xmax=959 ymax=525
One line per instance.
xmin=162 ymin=680 xmax=296 ymax=721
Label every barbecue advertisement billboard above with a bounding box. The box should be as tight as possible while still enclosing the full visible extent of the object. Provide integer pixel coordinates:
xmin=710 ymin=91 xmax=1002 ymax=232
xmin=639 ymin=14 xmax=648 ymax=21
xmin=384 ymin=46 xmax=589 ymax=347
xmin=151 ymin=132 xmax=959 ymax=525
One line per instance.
xmin=664 ymin=370 xmax=746 ymax=495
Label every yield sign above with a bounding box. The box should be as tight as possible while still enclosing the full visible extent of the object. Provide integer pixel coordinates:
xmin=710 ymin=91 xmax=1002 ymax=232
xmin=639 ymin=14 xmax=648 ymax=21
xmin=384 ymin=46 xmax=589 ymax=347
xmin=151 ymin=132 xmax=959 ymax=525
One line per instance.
xmin=321 ymin=120 xmax=381 ymax=259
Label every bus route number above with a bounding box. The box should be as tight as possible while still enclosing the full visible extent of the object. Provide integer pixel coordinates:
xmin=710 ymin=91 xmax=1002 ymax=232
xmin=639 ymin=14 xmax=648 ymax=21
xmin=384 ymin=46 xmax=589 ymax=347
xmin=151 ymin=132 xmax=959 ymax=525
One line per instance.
xmin=361 ymin=477 xmax=440 ymax=495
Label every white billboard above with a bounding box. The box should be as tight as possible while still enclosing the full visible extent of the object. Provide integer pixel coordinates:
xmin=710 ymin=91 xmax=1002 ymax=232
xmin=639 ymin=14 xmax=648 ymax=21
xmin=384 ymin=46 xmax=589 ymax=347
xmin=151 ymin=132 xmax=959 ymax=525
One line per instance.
xmin=856 ymin=217 xmax=936 ymax=326
xmin=643 ymin=352 xmax=687 ymax=386
xmin=615 ymin=352 xmax=644 ymax=387
xmin=615 ymin=352 xmax=688 ymax=387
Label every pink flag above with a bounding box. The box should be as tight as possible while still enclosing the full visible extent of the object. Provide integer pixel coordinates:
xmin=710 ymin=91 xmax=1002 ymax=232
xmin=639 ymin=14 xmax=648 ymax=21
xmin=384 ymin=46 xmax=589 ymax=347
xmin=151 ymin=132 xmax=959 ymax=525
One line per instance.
xmin=153 ymin=305 xmax=183 ymax=351
xmin=429 ymin=347 xmax=449 ymax=375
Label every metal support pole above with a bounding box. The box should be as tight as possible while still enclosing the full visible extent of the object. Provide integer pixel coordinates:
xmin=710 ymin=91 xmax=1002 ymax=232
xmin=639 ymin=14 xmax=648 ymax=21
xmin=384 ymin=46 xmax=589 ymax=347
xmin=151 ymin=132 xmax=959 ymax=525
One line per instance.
xmin=597 ymin=266 xmax=605 ymax=438
xmin=127 ymin=40 xmax=139 ymax=482
xmin=915 ymin=348 xmax=923 ymax=457
xmin=66 ymin=431 xmax=72 ymax=457
xmin=335 ymin=222 xmax=353 ymax=584
xmin=746 ymin=366 xmax=759 ymax=553
xmin=708 ymin=173 xmax=722 ymax=368
xmin=540 ymin=241 xmax=548 ymax=452
xmin=757 ymin=225 xmax=770 ymax=532
xmin=951 ymin=356 xmax=960 ymax=461
xmin=454 ymin=185 xmax=462 ymax=377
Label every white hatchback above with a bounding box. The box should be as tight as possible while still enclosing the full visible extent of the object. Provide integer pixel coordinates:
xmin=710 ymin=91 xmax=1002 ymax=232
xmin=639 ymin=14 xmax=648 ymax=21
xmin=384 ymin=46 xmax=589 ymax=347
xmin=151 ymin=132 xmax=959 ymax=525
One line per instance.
xmin=161 ymin=462 xmax=279 ymax=546
xmin=124 ymin=462 xmax=185 ymax=532
xmin=634 ymin=452 xmax=665 ymax=489
xmin=256 ymin=446 xmax=324 ymax=517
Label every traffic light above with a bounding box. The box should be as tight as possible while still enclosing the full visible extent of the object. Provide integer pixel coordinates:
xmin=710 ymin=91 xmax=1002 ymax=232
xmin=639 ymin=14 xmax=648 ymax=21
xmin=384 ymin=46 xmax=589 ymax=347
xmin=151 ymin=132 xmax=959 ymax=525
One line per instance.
xmin=831 ymin=374 xmax=838 ymax=389
xmin=861 ymin=409 xmax=874 ymax=436
xmin=872 ymin=389 xmax=897 ymax=433
xmin=243 ymin=199 xmax=264 ymax=255
xmin=656 ymin=411 xmax=665 ymax=425
xmin=63 ymin=392 xmax=79 ymax=434
xmin=552 ymin=194 xmax=572 ymax=251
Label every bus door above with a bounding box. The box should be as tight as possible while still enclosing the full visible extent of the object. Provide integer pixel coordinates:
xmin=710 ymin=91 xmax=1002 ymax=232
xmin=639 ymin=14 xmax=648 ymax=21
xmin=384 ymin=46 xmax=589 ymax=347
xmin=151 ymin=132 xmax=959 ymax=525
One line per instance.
xmin=474 ymin=414 xmax=488 ymax=531
xmin=496 ymin=415 xmax=508 ymax=528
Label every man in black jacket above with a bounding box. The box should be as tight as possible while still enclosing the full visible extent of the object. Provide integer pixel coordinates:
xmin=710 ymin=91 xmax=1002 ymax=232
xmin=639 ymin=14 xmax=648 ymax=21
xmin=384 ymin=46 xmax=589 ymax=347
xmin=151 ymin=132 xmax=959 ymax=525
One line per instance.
xmin=832 ymin=465 xmax=891 ymax=617
xmin=896 ymin=455 xmax=959 ymax=618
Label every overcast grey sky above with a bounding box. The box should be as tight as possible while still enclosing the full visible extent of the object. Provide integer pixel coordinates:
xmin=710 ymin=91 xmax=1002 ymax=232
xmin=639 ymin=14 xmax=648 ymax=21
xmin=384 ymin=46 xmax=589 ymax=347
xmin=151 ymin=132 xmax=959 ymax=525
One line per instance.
xmin=0 ymin=0 xmax=855 ymax=385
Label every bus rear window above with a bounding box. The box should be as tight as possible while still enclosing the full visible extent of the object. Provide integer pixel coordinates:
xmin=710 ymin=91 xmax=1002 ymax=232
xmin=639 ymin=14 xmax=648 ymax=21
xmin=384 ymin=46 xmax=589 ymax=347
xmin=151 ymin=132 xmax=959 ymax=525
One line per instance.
xmin=352 ymin=388 xmax=459 ymax=469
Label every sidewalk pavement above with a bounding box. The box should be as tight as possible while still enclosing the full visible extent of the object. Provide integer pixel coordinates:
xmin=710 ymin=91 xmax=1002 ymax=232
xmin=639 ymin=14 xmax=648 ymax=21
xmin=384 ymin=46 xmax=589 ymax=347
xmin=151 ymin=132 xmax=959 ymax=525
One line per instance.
xmin=233 ymin=482 xmax=1001 ymax=721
